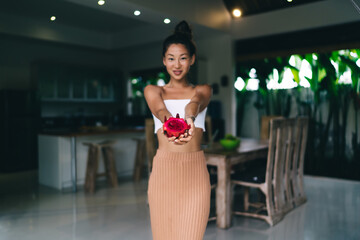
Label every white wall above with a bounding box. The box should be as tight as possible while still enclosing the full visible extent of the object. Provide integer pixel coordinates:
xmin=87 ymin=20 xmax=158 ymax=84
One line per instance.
xmin=197 ymin=34 xmax=236 ymax=135
xmin=114 ymin=42 xmax=163 ymax=73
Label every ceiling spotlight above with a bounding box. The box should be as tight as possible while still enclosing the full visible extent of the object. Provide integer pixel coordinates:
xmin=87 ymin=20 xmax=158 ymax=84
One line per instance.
xmin=134 ymin=10 xmax=141 ymax=16
xmin=164 ymin=18 xmax=171 ymax=24
xmin=50 ymin=16 xmax=56 ymax=21
xmin=232 ymin=8 xmax=242 ymax=18
xmin=287 ymin=0 xmax=293 ymax=2
xmin=98 ymin=0 xmax=105 ymax=6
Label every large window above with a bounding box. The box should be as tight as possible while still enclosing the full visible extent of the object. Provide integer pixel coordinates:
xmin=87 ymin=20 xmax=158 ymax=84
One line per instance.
xmin=235 ymin=49 xmax=360 ymax=180
xmin=128 ymin=68 xmax=167 ymax=116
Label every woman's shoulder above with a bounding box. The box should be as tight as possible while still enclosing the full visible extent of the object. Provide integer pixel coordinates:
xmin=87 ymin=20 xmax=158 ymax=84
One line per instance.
xmin=194 ymin=84 xmax=212 ymax=96
xmin=144 ymin=84 xmax=164 ymax=96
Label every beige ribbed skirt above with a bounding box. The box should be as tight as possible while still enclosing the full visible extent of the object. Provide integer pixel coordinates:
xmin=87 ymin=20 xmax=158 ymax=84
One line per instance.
xmin=148 ymin=149 xmax=211 ymax=240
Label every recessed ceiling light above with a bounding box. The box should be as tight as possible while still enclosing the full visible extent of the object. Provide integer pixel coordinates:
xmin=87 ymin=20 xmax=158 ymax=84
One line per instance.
xmin=232 ymin=9 xmax=242 ymax=18
xmin=134 ymin=10 xmax=141 ymax=16
xmin=164 ymin=18 xmax=171 ymax=24
xmin=98 ymin=0 xmax=105 ymax=6
xmin=50 ymin=16 xmax=56 ymax=21
xmin=287 ymin=0 xmax=293 ymax=2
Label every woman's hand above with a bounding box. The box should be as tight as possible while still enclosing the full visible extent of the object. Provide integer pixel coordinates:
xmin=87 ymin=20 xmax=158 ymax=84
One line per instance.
xmin=160 ymin=128 xmax=183 ymax=144
xmin=162 ymin=117 xmax=195 ymax=145
xmin=173 ymin=117 xmax=195 ymax=144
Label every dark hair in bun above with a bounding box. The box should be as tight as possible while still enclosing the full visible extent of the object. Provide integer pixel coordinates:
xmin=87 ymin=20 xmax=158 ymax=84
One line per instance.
xmin=162 ymin=20 xmax=196 ymax=57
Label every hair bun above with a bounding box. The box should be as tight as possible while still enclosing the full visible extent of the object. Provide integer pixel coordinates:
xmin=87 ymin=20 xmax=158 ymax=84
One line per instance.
xmin=174 ymin=21 xmax=193 ymax=40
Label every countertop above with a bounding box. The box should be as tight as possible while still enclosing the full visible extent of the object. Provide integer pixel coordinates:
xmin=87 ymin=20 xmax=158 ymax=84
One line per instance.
xmin=39 ymin=126 xmax=145 ymax=137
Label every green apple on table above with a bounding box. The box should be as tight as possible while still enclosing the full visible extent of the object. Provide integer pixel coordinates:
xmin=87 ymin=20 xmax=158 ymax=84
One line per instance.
xmin=220 ymin=134 xmax=241 ymax=150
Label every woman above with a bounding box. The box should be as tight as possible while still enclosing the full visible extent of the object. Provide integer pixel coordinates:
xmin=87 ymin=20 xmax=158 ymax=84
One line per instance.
xmin=144 ymin=20 xmax=212 ymax=240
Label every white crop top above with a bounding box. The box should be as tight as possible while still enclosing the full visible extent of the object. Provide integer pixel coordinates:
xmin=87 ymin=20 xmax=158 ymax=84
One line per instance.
xmin=152 ymin=99 xmax=207 ymax=133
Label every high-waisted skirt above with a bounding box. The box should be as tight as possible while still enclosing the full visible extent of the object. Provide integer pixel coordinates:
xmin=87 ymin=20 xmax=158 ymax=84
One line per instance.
xmin=148 ymin=149 xmax=211 ymax=240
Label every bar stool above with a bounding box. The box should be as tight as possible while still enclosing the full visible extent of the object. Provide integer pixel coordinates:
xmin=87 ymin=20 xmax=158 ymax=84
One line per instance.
xmin=83 ymin=140 xmax=118 ymax=193
xmin=132 ymin=138 xmax=146 ymax=182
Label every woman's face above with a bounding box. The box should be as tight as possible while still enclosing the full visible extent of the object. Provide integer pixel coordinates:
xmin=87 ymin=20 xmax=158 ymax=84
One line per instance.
xmin=163 ymin=44 xmax=195 ymax=82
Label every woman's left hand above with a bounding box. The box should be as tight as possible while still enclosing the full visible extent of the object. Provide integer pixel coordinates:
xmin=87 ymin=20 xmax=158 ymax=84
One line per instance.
xmin=174 ymin=117 xmax=195 ymax=144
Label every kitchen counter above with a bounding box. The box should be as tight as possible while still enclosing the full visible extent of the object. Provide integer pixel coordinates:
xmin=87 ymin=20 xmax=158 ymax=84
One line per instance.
xmin=38 ymin=127 xmax=145 ymax=190
xmin=39 ymin=127 xmax=144 ymax=137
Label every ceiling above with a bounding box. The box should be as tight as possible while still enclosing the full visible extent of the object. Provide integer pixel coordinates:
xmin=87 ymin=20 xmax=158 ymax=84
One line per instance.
xmin=0 ymin=0 xmax=149 ymax=34
xmin=223 ymin=0 xmax=325 ymax=17
xmin=0 ymin=0 xmax=227 ymax=49
xmin=0 ymin=0 xmax=358 ymax=50
xmin=235 ymin=21 xmax=360 ymax=60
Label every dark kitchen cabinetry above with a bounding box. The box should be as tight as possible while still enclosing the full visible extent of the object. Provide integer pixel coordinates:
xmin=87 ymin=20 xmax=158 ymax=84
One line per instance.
xmin=34 ymin=63 xmax=121 ymax=102
xmin=0 ymin=90 xmax=40 ymax=172
xmin=73 ymin=79 xmax=85 ymax=99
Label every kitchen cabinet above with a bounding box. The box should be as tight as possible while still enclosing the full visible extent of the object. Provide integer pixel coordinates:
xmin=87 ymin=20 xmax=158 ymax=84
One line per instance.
xmin=35 ymin=63 xmax=120 ymax=102
xmin=72 ymin=77 xmax=85 ymax=99
xmin=57 ymin=77 xmax=71 ymax=98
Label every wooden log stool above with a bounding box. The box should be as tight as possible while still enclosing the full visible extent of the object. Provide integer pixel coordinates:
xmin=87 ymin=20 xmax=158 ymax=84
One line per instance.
xmin=83 ymin=140 xmax=118 ymax=193
xmin=132 ymin=138 xmax=146 ymax=182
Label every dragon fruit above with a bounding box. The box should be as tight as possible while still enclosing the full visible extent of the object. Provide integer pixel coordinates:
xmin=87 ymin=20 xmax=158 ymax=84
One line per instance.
xmin=163 ymin=113 xmax=191 ymax=138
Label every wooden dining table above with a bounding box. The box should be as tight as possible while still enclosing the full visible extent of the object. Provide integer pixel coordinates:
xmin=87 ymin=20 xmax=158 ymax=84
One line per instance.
xmin=204 ymin=138 xmax=269 ymax=229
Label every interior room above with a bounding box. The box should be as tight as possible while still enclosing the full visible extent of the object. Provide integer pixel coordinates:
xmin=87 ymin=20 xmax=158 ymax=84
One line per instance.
xmin=1 ymin=0 xmax=360 ymax=239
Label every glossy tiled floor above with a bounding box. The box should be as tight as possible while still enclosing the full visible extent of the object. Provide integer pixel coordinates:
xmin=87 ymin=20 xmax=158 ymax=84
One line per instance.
xmin=0 ymin=171 xmax=359 ymax=240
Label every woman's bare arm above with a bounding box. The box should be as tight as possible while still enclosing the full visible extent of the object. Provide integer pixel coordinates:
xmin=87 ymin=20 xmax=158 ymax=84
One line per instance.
xmin=185 ymin=84 xmax=212 ymax=121
xmin=144 ymin=85 xmax=172 ymax=122
xmin=181 ymin=84 xmax=212 ymax=139
xmin=144 ymin=85 xmax=180 ymax=142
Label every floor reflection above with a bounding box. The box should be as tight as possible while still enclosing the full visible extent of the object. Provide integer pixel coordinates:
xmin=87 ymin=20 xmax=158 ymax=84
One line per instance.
xmin=0 ymin=172 xmax=359 ymax=240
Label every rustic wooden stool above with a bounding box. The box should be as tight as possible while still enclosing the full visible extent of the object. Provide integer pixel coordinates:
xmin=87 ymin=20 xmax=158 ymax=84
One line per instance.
xmin=83 ymin=140 xmax=118 ymax=193
xmin=132 ymin=138 xmax=146 ymax=182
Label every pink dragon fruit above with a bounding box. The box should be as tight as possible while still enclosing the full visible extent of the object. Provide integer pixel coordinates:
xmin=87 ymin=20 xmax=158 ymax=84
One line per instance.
xmin=163 ymin=113 xmax=191 ymax=138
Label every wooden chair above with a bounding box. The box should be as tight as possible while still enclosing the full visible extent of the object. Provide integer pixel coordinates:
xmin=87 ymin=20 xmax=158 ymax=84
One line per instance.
xmin=83 ymin=140 xmax=118 ymax=193
xmin=232 ymin=118 xmax=297 ymax=225
xmin=145 ymin=118 xmax=157 ymax=174
xmin=288 ymin=117 xmax=309 ymax=207
xmin=260 ymin=115 xmax=283 ymax=140
xmin=232 ymin=115 xmax=282 ymax=204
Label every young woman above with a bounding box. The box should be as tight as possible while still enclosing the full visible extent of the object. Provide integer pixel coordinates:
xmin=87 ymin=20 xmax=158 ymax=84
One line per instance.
xmin=144 ymin=21 xmax=212 ymax=240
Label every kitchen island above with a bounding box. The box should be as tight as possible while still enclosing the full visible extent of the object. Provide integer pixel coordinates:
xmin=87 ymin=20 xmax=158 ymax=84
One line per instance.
xmin=38 ymin=128 xmax=145 ymax=191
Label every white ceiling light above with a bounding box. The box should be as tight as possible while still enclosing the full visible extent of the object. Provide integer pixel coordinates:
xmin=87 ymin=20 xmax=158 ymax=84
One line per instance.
xmin=287 ymin=0 xmax=293 ymax=2
xmin=50 ymin=16 xmax=56 ymax=21
xmin=134 ymin=10 xmax=141 ymax=16
xmin=164 ymin=18 xmax=171 ymax=24
xmin=232 ymin=9 xmax=242 ymax=18
xmin=98 ymin=0 xmax=105 ymax=6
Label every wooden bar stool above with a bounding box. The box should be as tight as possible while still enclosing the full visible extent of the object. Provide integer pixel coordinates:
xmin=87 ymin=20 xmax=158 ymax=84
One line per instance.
xmin=132 ymin=138 xmax=146 ymax=182
xmin=83 ymin=140 xmax=118 ymax=193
